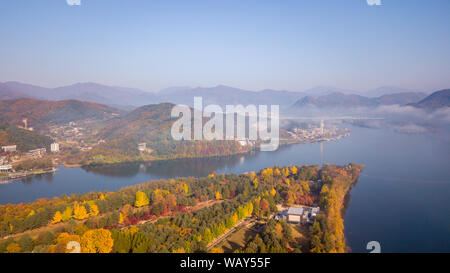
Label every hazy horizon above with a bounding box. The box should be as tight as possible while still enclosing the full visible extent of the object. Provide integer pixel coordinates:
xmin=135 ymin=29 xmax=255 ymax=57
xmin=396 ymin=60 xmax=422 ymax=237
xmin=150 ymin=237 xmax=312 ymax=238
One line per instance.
xmin=0 ymin=80 xmax=438 ymax=96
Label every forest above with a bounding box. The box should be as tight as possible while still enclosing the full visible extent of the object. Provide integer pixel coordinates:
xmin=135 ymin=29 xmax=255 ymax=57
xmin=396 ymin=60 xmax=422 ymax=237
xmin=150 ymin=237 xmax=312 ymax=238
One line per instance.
xmin=0 ymin=163 xmax=363 ymax=253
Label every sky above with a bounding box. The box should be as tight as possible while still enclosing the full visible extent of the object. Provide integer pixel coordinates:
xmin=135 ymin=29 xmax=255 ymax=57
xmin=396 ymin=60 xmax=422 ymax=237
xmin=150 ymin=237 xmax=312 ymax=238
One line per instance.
xmin=0 ymin=0 xmax=449 ymax=93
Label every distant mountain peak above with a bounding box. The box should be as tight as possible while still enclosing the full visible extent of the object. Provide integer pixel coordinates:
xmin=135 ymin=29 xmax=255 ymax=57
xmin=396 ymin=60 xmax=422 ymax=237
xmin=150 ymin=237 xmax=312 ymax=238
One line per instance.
xmin=291 ymin=91 xmax=427 ymax=109
xmin=408 ymin=89 xmax=450 ymax=111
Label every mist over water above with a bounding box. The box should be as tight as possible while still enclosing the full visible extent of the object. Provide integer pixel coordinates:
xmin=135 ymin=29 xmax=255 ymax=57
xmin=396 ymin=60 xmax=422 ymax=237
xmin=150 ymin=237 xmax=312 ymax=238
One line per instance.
xmin=0 ymin=126 xmax=449 ymax=252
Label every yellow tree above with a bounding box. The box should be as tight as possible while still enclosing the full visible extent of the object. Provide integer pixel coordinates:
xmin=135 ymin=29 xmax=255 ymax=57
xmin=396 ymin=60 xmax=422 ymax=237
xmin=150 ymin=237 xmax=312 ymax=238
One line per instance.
xmin=134 ymin=191 xmax=149 ymax=207
xmin=80 ymin=229 xmax=114 ymax=253
xmin=301 ymin=181 xmax=311 ymax=194
xmin=270 ymin=188 xmax=277 ymax=196
xmin=246 ymin=202 xmax=254 ymax=216
xmin=215 ymin=191 xmax=222 ymax=200
xmin=290 ymin=166 xmax=298 ymax=175
xmin=89 ymin=203 xmax=99 ymax=216
xmin=73 ymin=202 xmax=89 ymax=220
xmin=231 ymin=213 xmax=238 ymax=225
xmin=261 ymin=168 xmax=274 ymax=183
xmin=274 ymin=168 xmax=281 ymax=176
xmin=261 ymin=168 xmax=273 ymax=177
xmin=249 ymin=171 xmax=256 ymax=181
xmin=176 ymin=183 xmax=189 ymax=195
xmin=126 ymin=225 xmax=139 ymax=235
xmin=210 ymin=247 xmax=224 ymax=253
xmin=6 ymin=243 xmax=21 ymax=253
xmin=51 ymin=211 xmax=62 ymax=224
xmin=252 ymin=178 xmax=258 ymax=189
xmin=286 ymin=191 xmax=296 ymax=205
xmin=61 ymin=206 xmax=73 ymax=222
xmin=172 ymin=248 xmax=186 ymax=253
xmin=285 ymin=178 xmax=291 ymax=186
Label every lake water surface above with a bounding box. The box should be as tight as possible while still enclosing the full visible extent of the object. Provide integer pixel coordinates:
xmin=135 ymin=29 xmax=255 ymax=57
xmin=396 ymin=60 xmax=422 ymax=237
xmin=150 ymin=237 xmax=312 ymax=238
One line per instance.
xmin=0 ymin=126 xmax=449 ymax=253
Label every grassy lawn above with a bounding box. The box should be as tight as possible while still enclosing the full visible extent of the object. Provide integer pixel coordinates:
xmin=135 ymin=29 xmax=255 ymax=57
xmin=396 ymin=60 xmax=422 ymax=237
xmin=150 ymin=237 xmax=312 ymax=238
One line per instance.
xmin=290 ymin=224 xmax=310 ymax=252
xmin=216 ymin=221 xmax=258 ymax=253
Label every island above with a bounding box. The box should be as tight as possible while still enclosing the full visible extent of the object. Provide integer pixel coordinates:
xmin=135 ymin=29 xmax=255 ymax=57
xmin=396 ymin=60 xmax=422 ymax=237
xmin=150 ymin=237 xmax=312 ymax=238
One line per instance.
xmin=0 ymin=163 xmax=364 ymax=253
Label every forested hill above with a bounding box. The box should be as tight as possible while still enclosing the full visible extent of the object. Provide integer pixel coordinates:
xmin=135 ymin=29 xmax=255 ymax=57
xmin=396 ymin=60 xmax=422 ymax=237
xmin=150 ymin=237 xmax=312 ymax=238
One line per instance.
xmin=78 ymin=103 xmax=248 ymax=164
xmin=97 ymin=103 xmax=175 ymax=141
xmin=0 ymin=98 xmax=123 ymax=130
xmin=408 ymin=89 xmax=450 ymax=111
xmin=0 ymin=122 xmax=53 ymax=152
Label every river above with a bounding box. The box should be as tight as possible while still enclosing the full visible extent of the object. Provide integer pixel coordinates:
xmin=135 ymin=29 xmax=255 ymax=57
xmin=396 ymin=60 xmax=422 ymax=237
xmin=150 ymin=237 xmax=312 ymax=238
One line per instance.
xmin=0 ymin=126 xmax=449 ymax=252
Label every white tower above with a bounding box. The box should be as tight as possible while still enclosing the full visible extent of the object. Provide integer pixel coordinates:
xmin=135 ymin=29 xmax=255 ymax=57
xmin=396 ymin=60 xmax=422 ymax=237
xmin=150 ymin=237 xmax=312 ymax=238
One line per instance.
xmin=320 ymin=119 xmax=324 ymax=135
xmin=50 ymin=143 xmax=60 ymax=153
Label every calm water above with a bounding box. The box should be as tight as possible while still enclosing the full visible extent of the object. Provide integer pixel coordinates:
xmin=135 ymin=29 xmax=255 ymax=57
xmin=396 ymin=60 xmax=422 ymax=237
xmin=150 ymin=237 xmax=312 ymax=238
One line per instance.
xmin=0 ymin=126 xmax=449 ymax=253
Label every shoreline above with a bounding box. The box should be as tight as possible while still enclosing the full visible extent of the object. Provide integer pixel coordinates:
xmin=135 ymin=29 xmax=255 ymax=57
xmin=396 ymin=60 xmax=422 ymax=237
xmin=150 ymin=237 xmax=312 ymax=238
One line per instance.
xmin=61 ymin=132 xmax=350 ymax=169
xmin=0 ymin=167 xmax=57 ymax=184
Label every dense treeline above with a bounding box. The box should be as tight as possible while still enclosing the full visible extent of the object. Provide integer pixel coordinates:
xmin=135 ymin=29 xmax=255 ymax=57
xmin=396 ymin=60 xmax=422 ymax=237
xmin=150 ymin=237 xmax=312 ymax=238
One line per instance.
xmin=0 ymin=163 xmax=363 ymax=253
xmin=73 ymin=137 xmax=251 ymax=166
xmin=237 ymin=219 xmax=296 ymax=253
xmin=310 ymin=163 xmax=364 ymax=253
xmin=62 ymin=103 xmax=254 ymax=165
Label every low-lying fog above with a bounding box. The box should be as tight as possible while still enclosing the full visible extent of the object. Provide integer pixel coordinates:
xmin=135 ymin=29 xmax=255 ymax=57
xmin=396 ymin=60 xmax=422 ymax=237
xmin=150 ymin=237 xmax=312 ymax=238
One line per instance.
xmin=282 ymin=105 xmax=450 ymax=134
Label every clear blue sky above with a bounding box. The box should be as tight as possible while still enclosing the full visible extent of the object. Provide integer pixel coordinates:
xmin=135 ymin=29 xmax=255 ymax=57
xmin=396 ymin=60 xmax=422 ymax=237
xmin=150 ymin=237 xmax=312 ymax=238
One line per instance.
xmin=0 ymin=0 xmax=449 ymax=92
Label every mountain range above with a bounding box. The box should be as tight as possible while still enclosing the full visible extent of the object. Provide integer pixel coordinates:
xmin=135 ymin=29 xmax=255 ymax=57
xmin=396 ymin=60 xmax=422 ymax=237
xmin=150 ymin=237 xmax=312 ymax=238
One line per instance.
xmin=407 ymin=89 xmax=450 ymax=110
xmin=0 ymin=82 xmax=158 ymax=108
xmin=0 ymin=81 xmax=429 ymax=109
xmin=292 ymin=92 xmax=428 ymax=109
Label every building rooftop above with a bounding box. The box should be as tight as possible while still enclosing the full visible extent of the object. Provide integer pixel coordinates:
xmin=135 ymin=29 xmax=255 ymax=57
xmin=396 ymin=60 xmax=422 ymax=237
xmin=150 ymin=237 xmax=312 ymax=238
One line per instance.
xmin=287 ymin=207 xmax=304 ymax=215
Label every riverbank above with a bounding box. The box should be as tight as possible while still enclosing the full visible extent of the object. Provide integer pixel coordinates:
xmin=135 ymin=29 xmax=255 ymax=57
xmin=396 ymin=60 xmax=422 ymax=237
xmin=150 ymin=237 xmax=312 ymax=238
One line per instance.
xmin=0 ymin=167 xmax=57 ymax=184
xmin=61 ymin=130 xmax=351 ymax=169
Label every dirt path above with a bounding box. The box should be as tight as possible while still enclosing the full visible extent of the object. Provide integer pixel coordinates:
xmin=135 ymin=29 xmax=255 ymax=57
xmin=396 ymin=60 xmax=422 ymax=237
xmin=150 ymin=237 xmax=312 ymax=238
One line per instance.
xmin=125 ymin=199 xmax=223 ymax=228
xmin=2 ymin=199 xmax=223 ymax=240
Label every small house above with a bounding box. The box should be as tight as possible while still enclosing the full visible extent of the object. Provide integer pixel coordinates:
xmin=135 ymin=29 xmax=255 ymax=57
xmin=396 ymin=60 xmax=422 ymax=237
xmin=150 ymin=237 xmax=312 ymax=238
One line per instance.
xmin=286 ymin=207 xmax=304 ymax=223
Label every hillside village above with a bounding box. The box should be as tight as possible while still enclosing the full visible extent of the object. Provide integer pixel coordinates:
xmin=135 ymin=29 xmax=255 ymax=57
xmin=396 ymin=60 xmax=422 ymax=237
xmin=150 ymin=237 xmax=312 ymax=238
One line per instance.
xmin=0 ymin=99 xmax=353 ymax=183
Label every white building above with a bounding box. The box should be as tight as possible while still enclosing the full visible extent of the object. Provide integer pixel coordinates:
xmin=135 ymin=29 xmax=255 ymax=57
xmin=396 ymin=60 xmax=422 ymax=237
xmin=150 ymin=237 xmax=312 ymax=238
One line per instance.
xmin=138 ymin=143 xmax=146 ymax=151
xmin=27 ymin=148 xmax=46 ymax=158
xmin=238 ymin=140 xmax=247 ymax=146
xmin=286 ymin=207 xmax=304 ymax=223
xmin=50 ymin=143 xmax=60 ymax=153
xmin=311 ymin=207 xmax=320 ymax=217
xmin=0 ymin=164 xmax=12 ymax=173
xmin=1 ymin=145 xmax=17 ymax=153
xmin=286 ymin=206 xmax=320 ymax=224
xmin=238 ymin=139 xmax=254 ymax=147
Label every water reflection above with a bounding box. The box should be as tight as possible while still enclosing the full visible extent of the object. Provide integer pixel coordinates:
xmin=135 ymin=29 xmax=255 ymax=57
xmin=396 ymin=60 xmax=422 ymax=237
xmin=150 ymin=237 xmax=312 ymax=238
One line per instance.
xmin=81 ymin=144 xmax=300 ymax=179
xmin=320 ymin=142 xmax=323 ymax=166
xmin=82 ymin=151 xmax=263 ymax=178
